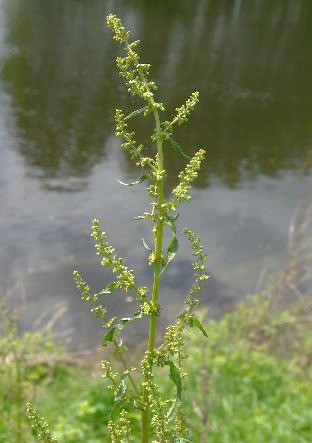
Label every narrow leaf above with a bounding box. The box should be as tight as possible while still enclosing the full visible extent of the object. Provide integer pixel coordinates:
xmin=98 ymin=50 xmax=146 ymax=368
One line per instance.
xmin=166 ymin=398 xmax=180 ymax=422
xmin=102 ymin=310 xmax=144 ymax=346
xmin=124 ymin=106 xmax=148 ymax=121
xmin=171 ymin=212 xmax=180 ymax=222
xmin=168 ymin=361 xmax=182 ymax=400
xmin=142 ymin=238 xmax=152 ymax=251
xmin=191 ymin=318 xmax=208 ymax=338
xmin=167 ymin=235 xmax=178 ymax=259
xmin=169 ymin=138 xmax=191 ymax=160
xmin=117 ymin=174 xmax=149 ymax=187
xmin=115 ymin=378 xmax=126 ymax=402
xmin=120 ymin=317 xmax=132 ymax=326
xmin=102 ymin=327 xmax=117 ymax=346
xmin=133 ymin=310 xmax=144 ymax=320
xmin=165 ymin=219 xmax=176 ymax=234
xmin=159 ymin=233 xmax=178 ymax=277
xmin=99 ymin=282 xmax=119 ymax=295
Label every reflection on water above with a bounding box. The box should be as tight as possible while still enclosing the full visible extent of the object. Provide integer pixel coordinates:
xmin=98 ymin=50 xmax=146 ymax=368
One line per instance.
xmin=2 ymin=0 xmax=312 ymax=189
xmin=0 ymin=0 xmax=311 ymax=348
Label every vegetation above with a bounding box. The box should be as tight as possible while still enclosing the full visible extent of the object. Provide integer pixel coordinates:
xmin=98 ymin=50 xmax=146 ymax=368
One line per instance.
xmin=0 ymin=12 xmax=311 ymax=443
xmin=1 ymin=293 xmax=312 ymax=442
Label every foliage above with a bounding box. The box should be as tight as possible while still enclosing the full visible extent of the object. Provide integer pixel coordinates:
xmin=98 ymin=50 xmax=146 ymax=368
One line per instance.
xmin=0 ymin=298 xmax=60 ymax=442
xmin=182 ymin=297 xmax=312 ymax=442
xmin=2 ymin=293 xmax=312 ymax=442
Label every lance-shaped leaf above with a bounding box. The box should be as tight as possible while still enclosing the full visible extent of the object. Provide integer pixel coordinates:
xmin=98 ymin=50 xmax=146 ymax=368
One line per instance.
xmin=102 ymin=309 xmax=144 ymax=346
xmin=166 ymin=398 xmax=181 ymax=423
xmin=99 ymin=282 xmax=119 ymax=295
xmin=142 ymin=238 xmax=152 ymax=251
xmin=164 ymin=360 xmax=182 ymax=423
xmin=168 ymin=361 xmax=182 ymax=400
xmin=102 ymin=327 xmax=117 ymax=346
xmin=124 ymin=106 xmax=148 ymax=121
xmin=167 ymin=235 xmax=178 ymax=263
xmin=117 ymin=173 xmax=149 ymax=186
xmin=160 ymin=223 xmax=178 ymax=277
xmin=115 ymin=377 xmax=127 ymax=402
xmin=190 ymin=317 xmax=208 ymax=338
xmin=168 ymin=138 xmax=191 ymax=160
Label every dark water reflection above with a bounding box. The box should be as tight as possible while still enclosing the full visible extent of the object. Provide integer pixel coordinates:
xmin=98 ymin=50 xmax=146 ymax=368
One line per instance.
xmin=0 ymin=0 xmax=311 ymax=349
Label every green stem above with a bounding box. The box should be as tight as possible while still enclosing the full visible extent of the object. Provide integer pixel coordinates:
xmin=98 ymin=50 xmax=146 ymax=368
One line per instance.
xmin=142 ymin=110 xmax=164 ymax=443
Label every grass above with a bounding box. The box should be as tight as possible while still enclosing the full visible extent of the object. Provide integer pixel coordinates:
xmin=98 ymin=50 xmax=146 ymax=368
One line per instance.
xmin=1 ymin=293 xmax=312 ymax=442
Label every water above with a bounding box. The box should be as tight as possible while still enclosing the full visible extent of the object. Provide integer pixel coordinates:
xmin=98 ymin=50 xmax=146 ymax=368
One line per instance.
xmin=0 ymin=0 xmax=311 ymax=349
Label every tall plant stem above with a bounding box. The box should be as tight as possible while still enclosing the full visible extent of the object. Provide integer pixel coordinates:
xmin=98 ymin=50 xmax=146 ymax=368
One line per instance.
xmin=142 ymin=110 xmax=164 ymax=443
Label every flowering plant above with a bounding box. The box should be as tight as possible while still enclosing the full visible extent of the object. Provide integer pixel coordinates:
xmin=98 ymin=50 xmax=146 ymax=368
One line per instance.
xmin=28 ymin=14 xmax=209 ymax=443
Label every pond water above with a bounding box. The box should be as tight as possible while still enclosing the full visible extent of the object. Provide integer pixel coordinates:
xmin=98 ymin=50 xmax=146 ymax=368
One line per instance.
xmin=0 ymin=0 xmax=311 ymax=349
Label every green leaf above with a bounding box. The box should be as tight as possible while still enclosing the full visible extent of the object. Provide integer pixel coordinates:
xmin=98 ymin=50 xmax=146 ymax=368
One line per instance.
xmin=159 ymin=234 xmax=178 ymax=277
xmin=168 ymin=138 xmax=191 ymax=160
xmin=102 ymin=327 xmax=117 ymax=346
xmin=142 ymin=238 xmax=152 ymax=251
xmin=177 ymin=307 xmax=190 ymax=320
xmin=165 ymin=218 xmax=176 ymax=234
xmin=171 ymin=212 xmax=180 ymax=222
xmin=99 ymin=282 xmax=119 ymax=295
xmin=119 ymin=317 xmax=132 ymax=326
xmin=102 ymin=310 xmax=144 ymax=346
xmin=117 ymin=174 xmax=149 ymax=186
xmin=167 ymin=361 xmax=182 ymax=400
xmin=124 ymin=106 xmax=148 ymax=121
xmin=133 ymin=310 xmax=144 ymax=320
xmin=191 ymin=318 xmax=208 ymax=338
xmin=115 ymin=378 xmax=126 ymax=402
xmin=167 ymin=235 xmax=178 ymax=260
xmin=166 ymin=398 xmax=180 ymax=422
xmin=160 ymin=221 xmax=179 ymax=277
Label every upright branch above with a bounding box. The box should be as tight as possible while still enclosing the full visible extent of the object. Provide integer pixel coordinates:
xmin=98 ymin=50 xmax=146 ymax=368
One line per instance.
xmin=73 ymin=14 xmax=209 ymax=442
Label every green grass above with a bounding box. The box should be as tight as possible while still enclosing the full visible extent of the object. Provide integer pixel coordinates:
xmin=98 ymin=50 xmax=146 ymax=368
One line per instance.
xmin=1 ymin=296 xmax=312 ymax=442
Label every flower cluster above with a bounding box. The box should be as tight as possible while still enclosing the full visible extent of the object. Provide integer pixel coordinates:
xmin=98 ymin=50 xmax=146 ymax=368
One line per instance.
xmin=183 ymin=228 xmax=209 ymax=295
xmin=73 ymin=271 xmax=109 ymax=326
xmin=91 ymin=219 xmax=135 ymax=292
xmin=173 ymin=91 xmax=200 ymax=126
xmin=106 ymin=14 xmax=129 ymax=43
xmin=101 ymin=360 xmax=119 ymax=391
xmin=151 ymin=91 xmax=200 ymax=142
xmin=165 ymin=149 xmax=206 ymax=211
xmin=108 ymin=410 xmax=131 ymax=443
xmin=115 ymin=109 xmax=143 ymax=158
xmin=26 ymin=403 xmax=57 ymax=442
xmin=115 ymin=109 xmax=155 ymax=168
xmin=140 ymin=352 xmax=172 ymax=440
xmin=107 ymin=14 xmax=164 ymax=114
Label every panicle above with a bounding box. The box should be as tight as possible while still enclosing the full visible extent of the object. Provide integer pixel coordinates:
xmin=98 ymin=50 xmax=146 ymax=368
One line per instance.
xmin=173 ymin=91 xmax=200 ymax=126
xmin=165 ymin=149 xmax=206 ymax=211
xmin=107 ymin=15 xmax=165 ymax=114
xmin=106 ymin=14 xmax=130 ymax=42
xmin=108 ymin=410 xmax=131 ymax=443
xmin=26 ymin=403 xmax=57 ymax=442
xmin=183 ymin=227 xmax=209 ymax=295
